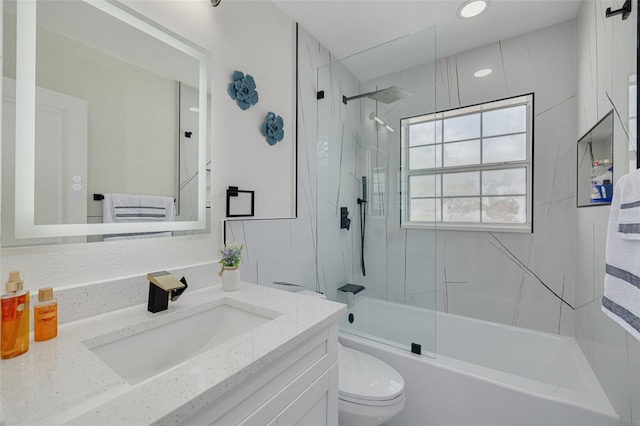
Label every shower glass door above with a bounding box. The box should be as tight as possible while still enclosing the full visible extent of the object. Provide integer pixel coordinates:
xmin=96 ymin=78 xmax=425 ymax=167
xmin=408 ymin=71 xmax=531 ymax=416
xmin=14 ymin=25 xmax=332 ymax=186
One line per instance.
xmin=316 ymin=25 xmax=437 ymax=357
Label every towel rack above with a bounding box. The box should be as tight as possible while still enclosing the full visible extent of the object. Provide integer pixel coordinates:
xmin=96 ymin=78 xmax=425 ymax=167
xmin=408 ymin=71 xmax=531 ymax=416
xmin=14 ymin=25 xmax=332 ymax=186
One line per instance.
xmin=93 ymin=193 xmax=176 ymax=202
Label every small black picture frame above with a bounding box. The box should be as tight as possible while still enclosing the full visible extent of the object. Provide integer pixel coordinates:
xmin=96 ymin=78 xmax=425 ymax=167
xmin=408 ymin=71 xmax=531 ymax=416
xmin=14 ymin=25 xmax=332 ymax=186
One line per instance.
xmin=226 ymin=186 xmax=255 ymax=217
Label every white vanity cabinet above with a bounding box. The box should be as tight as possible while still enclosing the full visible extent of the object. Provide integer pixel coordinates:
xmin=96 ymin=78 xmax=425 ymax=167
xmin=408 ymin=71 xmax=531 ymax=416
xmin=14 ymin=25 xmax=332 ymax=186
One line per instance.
xmin=182 ymin=322 xmax=339 ymax=426
xmin=0 ymin=283 xmax=346 ymax=425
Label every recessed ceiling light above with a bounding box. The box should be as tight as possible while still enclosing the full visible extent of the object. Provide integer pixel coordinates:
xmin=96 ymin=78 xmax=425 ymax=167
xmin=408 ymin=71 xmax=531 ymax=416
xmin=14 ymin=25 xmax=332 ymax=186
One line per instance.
xmin=189 ymin=107 xmax=199 ymax=112
xmin=458 ymin=0 xmax=489 ymax=18
xmin=474 ymin=68 xmax=493 ymax=77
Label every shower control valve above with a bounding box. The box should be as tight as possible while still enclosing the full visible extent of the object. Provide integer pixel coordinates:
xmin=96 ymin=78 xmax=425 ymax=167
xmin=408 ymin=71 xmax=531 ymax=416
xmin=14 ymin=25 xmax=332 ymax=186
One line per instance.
xmin=340 ymin=207 xmax=351 ymax=231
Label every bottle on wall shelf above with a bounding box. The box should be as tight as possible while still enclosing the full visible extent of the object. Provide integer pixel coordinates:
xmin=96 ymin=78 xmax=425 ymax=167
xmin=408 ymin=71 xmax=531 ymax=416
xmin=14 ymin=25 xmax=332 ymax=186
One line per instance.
xmin=1 ymin=270 xmax=30 ymax=359
xmin=34 ymin=287 xmax=57 ymax=342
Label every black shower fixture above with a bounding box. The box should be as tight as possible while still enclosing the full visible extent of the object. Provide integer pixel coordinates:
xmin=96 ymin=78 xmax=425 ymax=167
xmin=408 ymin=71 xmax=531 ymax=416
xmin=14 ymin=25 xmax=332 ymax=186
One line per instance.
xmin=358 ymin=176 xmax=367 ymax=276
xmin=211 ymin=0 xmax=221 ymax=7
xmin=606 ymin=0 xmax=631 ymax=20
xmin=343 ymin=86 xmax=413 ymax=105
xmin=341 ymin=207 xmax=351 ymax=231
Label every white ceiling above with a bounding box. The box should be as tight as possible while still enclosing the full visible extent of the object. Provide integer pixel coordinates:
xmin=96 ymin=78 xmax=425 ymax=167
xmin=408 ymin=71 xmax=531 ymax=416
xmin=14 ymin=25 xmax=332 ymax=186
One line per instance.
xmin=272 ymin=0 xmax=583 ymax=61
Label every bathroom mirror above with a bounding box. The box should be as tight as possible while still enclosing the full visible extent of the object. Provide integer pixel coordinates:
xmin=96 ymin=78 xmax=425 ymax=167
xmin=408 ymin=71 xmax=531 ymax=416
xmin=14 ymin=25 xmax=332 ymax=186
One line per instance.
xmin=2 ymin=0 xmax=209 ymax=244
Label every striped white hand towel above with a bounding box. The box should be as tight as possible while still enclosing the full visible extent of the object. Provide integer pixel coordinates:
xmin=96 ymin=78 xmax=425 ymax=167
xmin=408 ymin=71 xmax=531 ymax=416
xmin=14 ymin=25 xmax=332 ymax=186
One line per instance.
xmin=602 ymin=169 xmax=640 ymax=341
xmin=102 ymin=193 xmax=175 ymax=240
xmin=616 ymin=169 xmax=640 ymax=240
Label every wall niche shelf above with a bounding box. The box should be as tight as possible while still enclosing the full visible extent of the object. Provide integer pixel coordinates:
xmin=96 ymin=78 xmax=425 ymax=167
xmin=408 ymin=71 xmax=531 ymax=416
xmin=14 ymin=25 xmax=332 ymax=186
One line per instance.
xmin=577 ymin=110 xmax=614 ymax=208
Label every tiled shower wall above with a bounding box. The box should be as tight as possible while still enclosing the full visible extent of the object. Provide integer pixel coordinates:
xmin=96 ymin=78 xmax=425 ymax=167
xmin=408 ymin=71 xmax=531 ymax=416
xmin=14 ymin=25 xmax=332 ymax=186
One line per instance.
xmin=357 ymin=21 xmax=577 ymax=336
xmin=348 ymin=28 xmax=438 ymax=314
xmin=315 ymin=51 xmax=363 ymax=302
xmin=575 ymin=1 xmax=640 ymax=425
xmin=227 ymin=21 xmax=579 ymax=337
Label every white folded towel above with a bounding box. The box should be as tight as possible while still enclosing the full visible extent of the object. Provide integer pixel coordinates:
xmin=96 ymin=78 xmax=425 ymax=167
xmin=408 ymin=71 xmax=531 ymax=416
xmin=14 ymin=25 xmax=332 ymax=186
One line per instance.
xmin=102 ymin=193 xmax=175 ymax=240
xmin=602 ymin=169 xmax=640 ymax=341
xmin=616 ymin=169 xmax=640 ymax=240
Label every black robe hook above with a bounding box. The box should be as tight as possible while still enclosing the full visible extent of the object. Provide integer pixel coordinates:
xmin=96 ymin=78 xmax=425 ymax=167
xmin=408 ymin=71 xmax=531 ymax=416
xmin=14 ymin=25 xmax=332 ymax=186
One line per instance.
xmin=606 ymin=0 xmax=631 ymax=20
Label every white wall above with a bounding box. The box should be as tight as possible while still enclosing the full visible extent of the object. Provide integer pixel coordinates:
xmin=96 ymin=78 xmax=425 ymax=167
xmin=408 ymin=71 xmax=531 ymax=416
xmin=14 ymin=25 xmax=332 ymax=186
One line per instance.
xmin=1 ymin=0 xmax=296 ymax=290
xmin=224 ymin=25 xmax=327 ymax=291
xmin=575 ymin=1 xmax=640 ymax=425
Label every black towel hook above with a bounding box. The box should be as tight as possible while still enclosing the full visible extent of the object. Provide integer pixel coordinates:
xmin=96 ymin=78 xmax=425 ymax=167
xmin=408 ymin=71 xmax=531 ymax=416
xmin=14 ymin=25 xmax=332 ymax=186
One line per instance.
xmin=606 ymin=0 xmax=631 ymax=20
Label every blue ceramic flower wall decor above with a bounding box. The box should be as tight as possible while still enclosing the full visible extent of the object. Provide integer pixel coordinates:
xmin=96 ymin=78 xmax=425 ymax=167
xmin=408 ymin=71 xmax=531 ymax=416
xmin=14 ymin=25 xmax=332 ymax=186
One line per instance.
xmin=227 ymin=70 xmax=259 ymax=110
xmin=260 ymin=112 xmax=284 ymax=146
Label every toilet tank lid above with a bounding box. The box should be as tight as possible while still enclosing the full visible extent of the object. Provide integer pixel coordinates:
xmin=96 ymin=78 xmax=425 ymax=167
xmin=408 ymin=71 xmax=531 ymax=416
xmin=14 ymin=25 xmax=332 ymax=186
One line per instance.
xmin=339 ymin=345 xmax=405 ymax=402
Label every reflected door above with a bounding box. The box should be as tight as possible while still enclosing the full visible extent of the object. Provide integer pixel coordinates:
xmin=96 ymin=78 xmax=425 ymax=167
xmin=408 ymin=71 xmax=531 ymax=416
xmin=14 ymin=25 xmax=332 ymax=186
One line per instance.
xmin=2 ymin=77 xmax=88 ymax=246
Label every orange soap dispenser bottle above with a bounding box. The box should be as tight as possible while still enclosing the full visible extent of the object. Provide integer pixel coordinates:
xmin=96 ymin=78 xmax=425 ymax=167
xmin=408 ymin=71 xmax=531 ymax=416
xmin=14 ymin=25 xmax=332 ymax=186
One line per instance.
xmin=34 ymin=287 xmax=57 ymax=341
xmin=1 ymin=270 xmax=30 ymax=359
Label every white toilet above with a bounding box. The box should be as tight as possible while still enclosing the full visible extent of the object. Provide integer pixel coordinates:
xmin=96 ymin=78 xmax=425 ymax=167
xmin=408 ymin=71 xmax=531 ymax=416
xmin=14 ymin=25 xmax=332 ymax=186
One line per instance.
xmin=338 ymin=342 xmax=406 ymax=426
xmin=290 ymin=288 xmax=406 ymax=425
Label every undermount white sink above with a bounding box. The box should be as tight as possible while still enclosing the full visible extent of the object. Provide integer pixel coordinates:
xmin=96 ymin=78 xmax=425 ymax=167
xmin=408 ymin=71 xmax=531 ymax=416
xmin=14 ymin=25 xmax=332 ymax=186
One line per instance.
xmin=88 ymin=302 xmax=273 ymax=384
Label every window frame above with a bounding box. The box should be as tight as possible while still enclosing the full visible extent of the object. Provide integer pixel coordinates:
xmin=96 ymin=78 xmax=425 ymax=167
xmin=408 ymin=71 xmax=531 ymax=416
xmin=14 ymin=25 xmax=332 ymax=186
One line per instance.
xmin=400 ymin=93 xmax=534 ymax=233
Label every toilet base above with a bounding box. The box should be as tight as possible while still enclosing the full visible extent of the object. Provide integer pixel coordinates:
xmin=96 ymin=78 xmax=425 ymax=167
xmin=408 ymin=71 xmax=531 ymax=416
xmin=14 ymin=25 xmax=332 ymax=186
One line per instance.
xmin=338 ymin=393 xmax=405 ymax=426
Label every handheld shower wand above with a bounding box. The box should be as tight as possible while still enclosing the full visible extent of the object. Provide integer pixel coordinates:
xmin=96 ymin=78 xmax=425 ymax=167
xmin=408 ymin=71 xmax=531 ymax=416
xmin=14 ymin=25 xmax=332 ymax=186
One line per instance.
xmin=357 ymin=177 xmax=367 ymax=276
xmin=358 ymin=176 xmax=367 ymax=204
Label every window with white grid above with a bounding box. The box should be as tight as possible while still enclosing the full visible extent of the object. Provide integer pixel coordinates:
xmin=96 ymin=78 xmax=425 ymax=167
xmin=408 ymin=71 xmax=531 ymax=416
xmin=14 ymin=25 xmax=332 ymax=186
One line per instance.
xmin=401 ymin=94 xmax=534 ymax=232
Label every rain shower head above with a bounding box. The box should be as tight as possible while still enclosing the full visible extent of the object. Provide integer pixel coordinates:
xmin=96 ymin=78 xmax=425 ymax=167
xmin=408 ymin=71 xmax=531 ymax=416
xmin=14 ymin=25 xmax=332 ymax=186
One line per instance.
xmin=342 ymin=86 xmax=413 ymax=105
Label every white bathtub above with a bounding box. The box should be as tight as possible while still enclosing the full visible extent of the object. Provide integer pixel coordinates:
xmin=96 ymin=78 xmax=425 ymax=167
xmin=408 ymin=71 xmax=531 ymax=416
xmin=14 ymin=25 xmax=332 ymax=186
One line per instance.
xmin=339 ymin=297 xmax=618 ymax=426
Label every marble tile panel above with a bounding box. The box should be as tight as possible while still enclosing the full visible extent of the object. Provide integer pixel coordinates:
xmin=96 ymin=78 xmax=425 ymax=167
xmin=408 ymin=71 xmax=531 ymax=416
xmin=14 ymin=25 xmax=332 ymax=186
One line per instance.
xmin=570 ymin=0 xmax=635 ymax=395
xmin=224 ymin=221 xmax=247 ymax=250
xmin=362 ymin=286 xmax=386 ymax=301
xmin=501 ymin=19 xmax=576 ymax=59
xmin=386 ymin=252 xmax=407 ymax=304
xmin=576 ymin=4 xmax=600 ymax=135
xmin=575 ymin=218 xmax=595 ymax=308
xmin=514 ymin=274 xmax=564 ymax=335
xmin=407 ymin=289 xmax=438 ymax=313
xmin=289 ymin=240 xmax=317 ymax=290
xmin=593 ymin=306 xmax=633 ymax=424
xmin=454 ymin=43 xmax=509 ymax=107
xmin=528 ymin=40 xmax=577 ymax=115
xmin=255 ymin=256 xmax=292 ymax=288
xmin=445 ymin=280 xmax=517 ymax=326
xmin=439 ymin=231 xmax=529 ymax=302
xmin=532 ymin=97 xmax=577 ymax=206
xmin=575 ymin=303 xmax=595 ymax=366
xmin=594 ymin=1 xmax=615 ymax=119
xmin=628 ymin=335 xmax=640 ymax=425
xmin=527 ymin=198 xmax=576 ymax=306
xmin=593 ymin=217 xmax=609 ymax=299
xmin=559 ymin=300 xmax=575 ymax=337
xmin=404 ymin=254 xmax=436 ymax=298
xmin=239 ymin=219 xmax=291 ymax=263
xmin=435 ymin=55 xmax=461 ymax=111
xmin=238 ymin=259 xmax=258 ymax=285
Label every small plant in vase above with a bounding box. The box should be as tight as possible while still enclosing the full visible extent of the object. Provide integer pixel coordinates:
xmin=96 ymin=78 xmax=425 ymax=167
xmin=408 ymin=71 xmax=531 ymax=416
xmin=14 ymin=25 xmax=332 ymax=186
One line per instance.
xmin=218 ymin=241 xmax=243 ymax=291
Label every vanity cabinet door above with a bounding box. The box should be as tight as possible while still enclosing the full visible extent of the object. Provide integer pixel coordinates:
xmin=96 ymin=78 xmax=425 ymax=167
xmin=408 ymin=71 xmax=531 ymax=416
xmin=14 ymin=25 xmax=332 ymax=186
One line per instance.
xmin=185 ymin=324 xmax=339 ymax=426
xmin=276 ymin=363 xmax=338 ymax=426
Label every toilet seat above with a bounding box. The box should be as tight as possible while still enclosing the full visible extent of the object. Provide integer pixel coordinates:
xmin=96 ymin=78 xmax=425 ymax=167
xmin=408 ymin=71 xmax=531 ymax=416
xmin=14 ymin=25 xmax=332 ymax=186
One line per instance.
xmin=339 ymin=392 xmax=405 ymax=407
xmin=338 ymin=345 xmax=405 ymax=405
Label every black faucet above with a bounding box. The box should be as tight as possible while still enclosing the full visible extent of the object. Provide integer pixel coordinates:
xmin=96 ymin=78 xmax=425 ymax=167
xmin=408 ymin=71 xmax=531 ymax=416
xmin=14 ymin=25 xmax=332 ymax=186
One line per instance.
xmin=147 ymin=271 xmax=188 ymax=313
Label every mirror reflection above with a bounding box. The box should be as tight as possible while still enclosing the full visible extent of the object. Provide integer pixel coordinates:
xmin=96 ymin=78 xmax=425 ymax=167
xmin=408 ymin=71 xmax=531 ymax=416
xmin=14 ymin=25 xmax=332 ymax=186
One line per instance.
xmin=2 ymin=0 xmax=209 ymax=246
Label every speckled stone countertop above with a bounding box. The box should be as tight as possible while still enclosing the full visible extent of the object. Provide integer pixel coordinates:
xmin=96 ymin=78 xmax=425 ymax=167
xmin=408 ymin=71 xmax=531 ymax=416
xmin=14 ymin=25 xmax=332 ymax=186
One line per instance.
xmin=0 ymin=282 xmax=346 ymax=425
